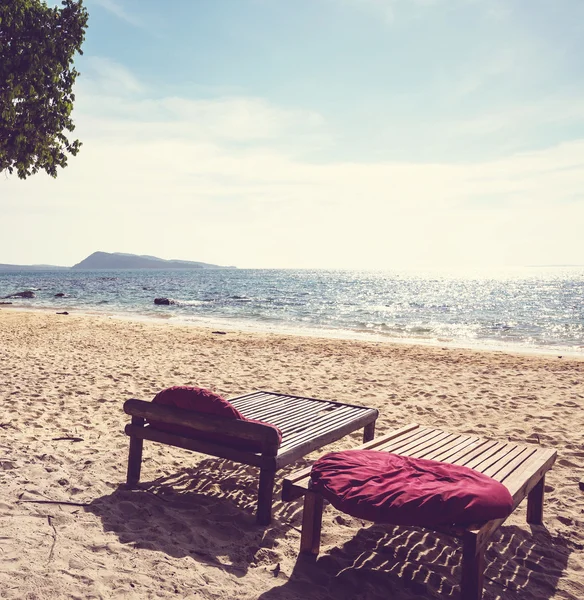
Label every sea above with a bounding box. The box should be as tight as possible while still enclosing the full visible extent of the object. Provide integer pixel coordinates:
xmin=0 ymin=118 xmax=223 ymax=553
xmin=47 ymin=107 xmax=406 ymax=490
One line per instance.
xmin=1 ymin=267 xmax=583 ymax=355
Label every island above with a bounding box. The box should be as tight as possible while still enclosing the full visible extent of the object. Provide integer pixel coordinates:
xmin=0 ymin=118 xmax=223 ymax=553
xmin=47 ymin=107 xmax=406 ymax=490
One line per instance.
xmin=71 ymin=252 xmax=234 ymax=270
xmin=0 ymin=252 xmax=235 ymax=270
xmin=0 ymin=263 xmax=68 ymax=270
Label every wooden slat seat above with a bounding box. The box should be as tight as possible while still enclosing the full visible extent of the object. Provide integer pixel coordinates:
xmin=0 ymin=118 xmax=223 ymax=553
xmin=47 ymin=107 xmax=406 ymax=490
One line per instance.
xmin=282 ymin=423 xmax=557 ymax=600
xmin=230 ymin=390 xmax=377 ymax=464
xmin=123 ymin=390 xmax=378 ymax=525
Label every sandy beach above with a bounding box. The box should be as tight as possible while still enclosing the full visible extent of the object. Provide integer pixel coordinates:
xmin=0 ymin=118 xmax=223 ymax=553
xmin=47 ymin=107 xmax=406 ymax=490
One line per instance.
xmin=0 ymin=309 xmax=582 ymax=600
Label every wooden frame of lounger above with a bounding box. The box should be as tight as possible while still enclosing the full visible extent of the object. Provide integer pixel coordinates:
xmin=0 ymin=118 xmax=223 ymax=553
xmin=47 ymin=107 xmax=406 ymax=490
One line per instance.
xmin=282 ymin=423 xmax=557 ymax=600
xmin=123 ymin=391 xmax=378 ymax=525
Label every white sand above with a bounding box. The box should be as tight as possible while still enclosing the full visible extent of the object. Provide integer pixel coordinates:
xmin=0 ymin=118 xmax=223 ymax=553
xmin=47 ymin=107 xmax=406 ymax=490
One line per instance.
xmin=0 ymin=310 xmax=582 ymax=599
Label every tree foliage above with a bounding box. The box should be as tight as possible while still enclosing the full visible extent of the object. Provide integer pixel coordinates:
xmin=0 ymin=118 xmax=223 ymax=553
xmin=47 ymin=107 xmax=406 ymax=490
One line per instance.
xmin=0 ymin=0 xmax=88 ymax=179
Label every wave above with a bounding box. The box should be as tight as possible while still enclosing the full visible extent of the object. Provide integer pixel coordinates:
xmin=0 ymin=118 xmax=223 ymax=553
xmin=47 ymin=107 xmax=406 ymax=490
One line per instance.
xmin=1 ymin=267 xmax=582 ymax=353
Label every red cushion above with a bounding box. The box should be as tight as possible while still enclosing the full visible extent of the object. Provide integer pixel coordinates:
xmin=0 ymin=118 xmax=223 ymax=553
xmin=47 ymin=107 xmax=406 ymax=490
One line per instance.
xmin=310 ymin=450 xmax=514 ymax=527
xmin=150 ymin=386 xmax=282 ymax=452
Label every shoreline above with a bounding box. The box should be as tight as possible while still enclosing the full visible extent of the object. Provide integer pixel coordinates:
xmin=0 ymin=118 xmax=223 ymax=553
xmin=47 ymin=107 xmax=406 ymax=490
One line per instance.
xmin=3 ymin=303 xmax=584 ymax=360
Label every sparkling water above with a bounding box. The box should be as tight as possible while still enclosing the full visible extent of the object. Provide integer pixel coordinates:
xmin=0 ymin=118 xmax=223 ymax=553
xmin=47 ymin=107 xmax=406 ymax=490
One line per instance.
xmin=1 ymin=267 xmax=583 ymax=354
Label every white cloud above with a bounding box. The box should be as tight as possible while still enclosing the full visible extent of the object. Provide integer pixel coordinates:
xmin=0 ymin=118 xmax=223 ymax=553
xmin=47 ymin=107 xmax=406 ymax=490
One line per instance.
xmin=455 ymin=94 xmax=584 ymax=136
xmin=2 ymin=58 xmax=584 ymax=270
xmin=348 ymin=0 xmax=396 ymax=22
xmin=3 ymin=116 xmax=584 ymax=269
xmin=81 ymin=57 xmax=144 ymax=95
xmin=158 ymin=96 xmax=324 ymax=143
xmin=337 ymin=0 xmax=473 ymax=23
xmin=73 ymin=60 xmax=327 ymax=148
xmin=444 ymin=48 xmax=520 ymax=99
xmin=88 ymin=0 xmax=142 ymax=27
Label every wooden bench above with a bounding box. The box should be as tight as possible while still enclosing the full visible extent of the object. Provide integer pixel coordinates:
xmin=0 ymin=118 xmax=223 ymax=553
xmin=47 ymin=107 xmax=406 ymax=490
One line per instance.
xmin=282 ymin=423 xmax=557 ymax=600
xmin=124 ymin=390 xmax=378 ymax=525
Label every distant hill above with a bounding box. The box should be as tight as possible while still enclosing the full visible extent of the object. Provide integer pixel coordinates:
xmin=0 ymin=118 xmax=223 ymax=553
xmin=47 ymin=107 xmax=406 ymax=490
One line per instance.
xmin=71 ymin=252 xmax=234 ymax=270
xmin=0 ymin=263 xmax=67 ymax=271
xmin=0 ymin=252 xmax=234 ymax=270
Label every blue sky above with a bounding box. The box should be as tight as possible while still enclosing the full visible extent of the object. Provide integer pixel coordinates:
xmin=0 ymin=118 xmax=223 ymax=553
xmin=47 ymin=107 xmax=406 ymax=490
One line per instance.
xmin=2 ymin=0 xmax=584 ymax=268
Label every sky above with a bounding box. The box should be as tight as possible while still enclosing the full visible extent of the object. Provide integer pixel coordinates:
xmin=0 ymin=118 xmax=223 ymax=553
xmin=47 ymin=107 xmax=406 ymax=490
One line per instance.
xmin=2 ymin=0 xmax=584 ymax=269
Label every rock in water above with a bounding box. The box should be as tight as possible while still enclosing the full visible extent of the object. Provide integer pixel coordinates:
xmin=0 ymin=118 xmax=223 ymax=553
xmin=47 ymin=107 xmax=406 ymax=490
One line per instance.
xmin=154 ymin=298 xmax=175 ymax=305
xmin=4 ymin=291 xmax=35 ymax=299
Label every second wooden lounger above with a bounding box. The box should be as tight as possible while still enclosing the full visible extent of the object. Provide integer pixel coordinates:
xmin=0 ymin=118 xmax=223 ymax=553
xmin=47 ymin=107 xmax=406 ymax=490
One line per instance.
xmin=283 ymin=423 xmax=557 ymax=600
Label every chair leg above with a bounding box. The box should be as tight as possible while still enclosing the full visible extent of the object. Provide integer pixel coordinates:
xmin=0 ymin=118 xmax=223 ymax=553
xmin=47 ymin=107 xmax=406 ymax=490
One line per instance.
xmin=300 ymin=491 xmax=324 ymax=556
xmin=527 ymin=476 xmax=545 ymax=525
xmin=363 ymin=421 xmax=376 ymax=443
xmin=461 ymin=532 xmax=484 ymax=600
xmin=126 ymin=416 xmax=145 ymax=486
xmin=257 ymin=468 xmax=276 ymax=525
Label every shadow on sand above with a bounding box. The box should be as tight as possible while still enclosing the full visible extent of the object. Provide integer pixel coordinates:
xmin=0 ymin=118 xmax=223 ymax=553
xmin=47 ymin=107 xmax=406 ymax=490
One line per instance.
xmin=84 ymin=457 xmax=302 ymax=577
xmin=85 ymin=458 xmax=571 ymax=598
xmin=257 ymin=520 xmax=572 ymax=600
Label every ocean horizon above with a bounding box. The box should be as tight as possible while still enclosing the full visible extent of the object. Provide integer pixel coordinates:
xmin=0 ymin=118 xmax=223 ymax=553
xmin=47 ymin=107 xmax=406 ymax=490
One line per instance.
xmin=1 ymin=266 xmax=583 ymax=356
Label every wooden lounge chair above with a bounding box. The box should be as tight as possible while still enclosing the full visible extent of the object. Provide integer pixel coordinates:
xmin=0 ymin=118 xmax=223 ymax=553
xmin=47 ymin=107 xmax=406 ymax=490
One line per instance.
xmin=123 ymin=390 xmax=378 ymax=525
xmin=282 ymin=423 xmax=557 ymax=600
